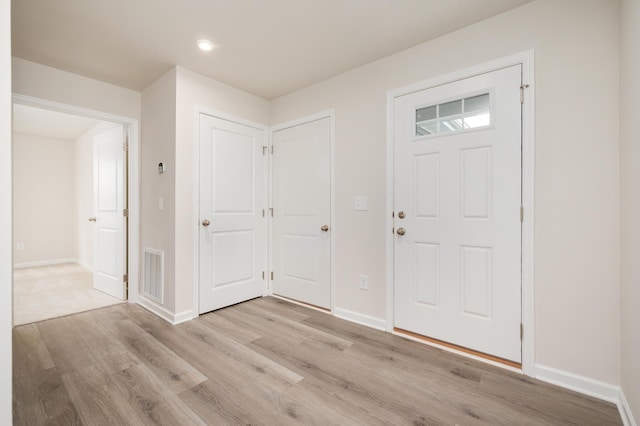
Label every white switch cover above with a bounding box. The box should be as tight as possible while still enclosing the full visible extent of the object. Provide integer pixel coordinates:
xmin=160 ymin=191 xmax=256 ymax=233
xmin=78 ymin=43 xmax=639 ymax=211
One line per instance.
xmin=158 ymin=196 xmax=164 ymax=211
xmin=354 ymin=196 xmax=368 ymax=211
xmin=359 ymin=274 xmax=368 ymax=290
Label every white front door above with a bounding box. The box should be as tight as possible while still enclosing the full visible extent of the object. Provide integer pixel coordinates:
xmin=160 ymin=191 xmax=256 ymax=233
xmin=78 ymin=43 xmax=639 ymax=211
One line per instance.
xmin=393 ymin=65 xmax=522 ymax=362
xmin=271 ymin=117 xmax=331 ymax=309
xmin=199 ymin=113 xmax=266 ymax=314
xmin=93 ymin=126 xmax=127 ymax=300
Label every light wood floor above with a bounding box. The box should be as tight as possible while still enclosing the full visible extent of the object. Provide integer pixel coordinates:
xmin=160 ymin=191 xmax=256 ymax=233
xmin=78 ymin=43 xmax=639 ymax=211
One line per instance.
xmin=13 ymin=297 xmax=622 ymax=425
xmin=13 ymin=263 xmax=123 ymax=326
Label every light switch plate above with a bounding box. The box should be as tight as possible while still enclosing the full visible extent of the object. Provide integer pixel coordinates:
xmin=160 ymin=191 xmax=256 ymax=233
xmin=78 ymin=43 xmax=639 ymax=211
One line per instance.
xmin=354 ymin=196 xmax=368 ymax=211
xmin=359 ymin=274 xmax=368 ymax=290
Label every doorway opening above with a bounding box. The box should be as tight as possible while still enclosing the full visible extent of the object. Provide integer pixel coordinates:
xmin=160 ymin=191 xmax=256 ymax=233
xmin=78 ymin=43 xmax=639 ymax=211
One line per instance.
xmin=11 ymin=97 xmax=140 ymax=326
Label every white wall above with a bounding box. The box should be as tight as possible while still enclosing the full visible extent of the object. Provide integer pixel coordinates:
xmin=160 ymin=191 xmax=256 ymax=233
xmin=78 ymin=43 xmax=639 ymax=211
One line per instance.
xmin=174 ymin=67 xmax=269 ymax=315
xmin=140 ymin=68 xmax=177 ymax=311
xmin=0 ymin=0 xmax=11 ymax=421
xmin=270 ymin=0 xmax=621 ymax=386
xmin=620 ymin=0 xmax=640 ymax=422
xmin=13 ymin=134 xmax=76 ymax=265
xmin=140 ymin=66 xmax=269 ymax=318
xmin=75 ymin=121 xmax=122 ymax=269
xmin=12 ymin=58 xmax=140 ymax=120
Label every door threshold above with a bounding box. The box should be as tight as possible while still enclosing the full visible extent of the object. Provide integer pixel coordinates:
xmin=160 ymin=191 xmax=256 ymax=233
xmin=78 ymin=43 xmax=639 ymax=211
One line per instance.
xmin=394 ymin=327 xmax=522 ymax=371
xmin=271 ymin=294 xmax=331 ymax=314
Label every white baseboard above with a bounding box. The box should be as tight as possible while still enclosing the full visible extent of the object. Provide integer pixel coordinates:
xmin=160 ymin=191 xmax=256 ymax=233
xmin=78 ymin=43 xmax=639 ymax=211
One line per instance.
xmin=333 ymin=307 xmax=386 ymax=331
xmin=76 ymin=260 xmax=93 ymax=271
xmin=535 ymin=365 xmax=637 ymax=425
xmin=173 ymin=309 xmax=196 ymax=325
xmin=535 ymin=364 xmax=620 ymax=403
xmin=13 ymin=258 xmax=78 ymax=269
xmin=136 ymin=296 xmax=196 ymax=325
xmin=618 ymin=389 xmax=637 ymax=426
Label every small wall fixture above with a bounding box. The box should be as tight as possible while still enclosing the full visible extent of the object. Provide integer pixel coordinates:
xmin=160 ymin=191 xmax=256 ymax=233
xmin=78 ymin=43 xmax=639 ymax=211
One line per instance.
xmin=158 ymin=162 xmax=165 ymax=173
xmin=197 ymin=39 xmax=214 ymax=52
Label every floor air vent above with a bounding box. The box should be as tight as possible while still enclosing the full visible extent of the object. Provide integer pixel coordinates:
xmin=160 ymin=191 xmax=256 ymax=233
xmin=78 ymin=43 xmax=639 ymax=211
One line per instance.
xmin=143 ymin=249 xmax=163 ymax=303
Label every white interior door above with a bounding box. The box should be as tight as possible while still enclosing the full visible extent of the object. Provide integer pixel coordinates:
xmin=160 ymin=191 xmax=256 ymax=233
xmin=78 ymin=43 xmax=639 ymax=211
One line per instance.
xmin=394 ymin=65 xmax=522 ymax=362
xmin=271 ymin=117 xmax=331 ymax=309
xmin=93 ymin=125 xmax=126 ymax=300
xmin=199 ymin=113 xmax=266 ymax=314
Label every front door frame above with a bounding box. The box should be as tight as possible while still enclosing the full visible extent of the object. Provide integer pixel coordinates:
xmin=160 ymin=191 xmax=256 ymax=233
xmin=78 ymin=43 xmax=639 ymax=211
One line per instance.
xmin=385 ymin=51 xmax=535 ymax=376
xmin=11 ymin=93 xmax=140 ymax=305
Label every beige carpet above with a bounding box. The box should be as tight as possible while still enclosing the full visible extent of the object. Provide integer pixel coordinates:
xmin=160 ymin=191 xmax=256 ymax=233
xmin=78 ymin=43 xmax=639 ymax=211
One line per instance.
xmin=13 ymin=263 xmax=124 ymax=326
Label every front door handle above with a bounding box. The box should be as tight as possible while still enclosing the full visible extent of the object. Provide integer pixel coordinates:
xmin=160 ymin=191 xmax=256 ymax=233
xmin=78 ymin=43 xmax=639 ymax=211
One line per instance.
xmin=202 ymin=219 xmax=211 ymax=227
xmin=320 ymin=225 xmax=329 ymax=232
xmin=396 ymin=227 xmax=406 ymax=236
xmin=88 ymin=217 xmax=96 ymax=222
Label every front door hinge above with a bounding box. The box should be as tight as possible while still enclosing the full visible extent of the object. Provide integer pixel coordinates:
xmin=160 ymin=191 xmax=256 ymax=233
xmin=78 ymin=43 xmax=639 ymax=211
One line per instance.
xmin=262 ymin=146 xmax=268 ymax=155
xmin=123 ymin=142 xmax=129 ymax=152
xmin=520 ymin=323 xmax=524 ymax=341
xmin=520 ymin=206 xmax=524 ymax=223
xmin=269 ymin=207 xmax=274 ymax=217
xmin=262 ymin=271 xmax=265 ymax=280
xmin=520 ymin=84 xmax=529 ymax=104
xmin=123 ymin=208 xmax=129 ymax=217
xmin=123 ymin=273 xmax=128 ymax=283
xmin=270 ymin=145 xmax=274 ymax=154
xmin=270 ymin=271 xmax=274 ymax=280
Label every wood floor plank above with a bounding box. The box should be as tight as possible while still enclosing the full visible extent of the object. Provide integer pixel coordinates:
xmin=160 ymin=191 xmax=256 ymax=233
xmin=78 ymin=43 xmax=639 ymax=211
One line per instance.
xmin=103 ymin=318 xmax=207 ymax=394
xmin=13 ymin=366 xmax=82 ymax=426
xmin=14 ymin=296 xmax=623 ymax=425
xmin=62 ymin=365 xmax=148 ymax=425
xmin=35 ymin=316 xmax=97 ymax=374
xmin=12 ymin=324 xmax=54 ymax=374
xmin=248 ymin=335 xmax=461 ymax=424
xmin=71 ymin=310 xmax=140 ymax=373
xmin=236 ymin=300 xmax=354 ymax=350
xmin=142 ymin=314 xmax=302 ymax=392
xmin=13 ymin=324 xmax=80 ymax=425
xmin=109 ymin=363 xmax=206 ymax=425
xmin=178 ymin=380 xmax=260 ymax=425
xmin=198 ymin=310 xmax=261 ymax=344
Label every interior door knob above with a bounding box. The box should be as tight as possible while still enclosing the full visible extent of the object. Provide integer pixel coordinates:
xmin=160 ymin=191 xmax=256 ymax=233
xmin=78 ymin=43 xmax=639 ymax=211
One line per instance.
xmin=321 ymin=225 xmax=329 ymax=232
xmin=202 ymin=219 xmax=211 ymax=227
xmin=396 ymin=227 xmax=406 ymax=236
xmin=88 ymin=217 xmax=96 ymax=222
xmin=397 ymin=210 xmax=406 ymax=219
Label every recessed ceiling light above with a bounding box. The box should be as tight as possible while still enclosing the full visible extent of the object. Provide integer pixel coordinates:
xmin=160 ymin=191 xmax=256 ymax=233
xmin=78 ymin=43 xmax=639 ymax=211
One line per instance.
xmin=197 ymin=39 xmax=214 ymax=52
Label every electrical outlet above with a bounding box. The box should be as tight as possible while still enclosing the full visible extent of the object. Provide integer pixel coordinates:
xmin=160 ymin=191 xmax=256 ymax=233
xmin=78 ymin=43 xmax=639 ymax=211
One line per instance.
xmin=359 ymin=274 xmax=368 ymax=290
xmin=16 ymin=243 xmax=24 ymax=251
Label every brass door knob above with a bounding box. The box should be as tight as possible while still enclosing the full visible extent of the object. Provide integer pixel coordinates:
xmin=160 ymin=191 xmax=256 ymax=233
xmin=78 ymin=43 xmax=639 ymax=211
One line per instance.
xmin=398 ymin=211 xmax=406 ymax=219
xmin=396 ymin=227 xmax=406 ymax=236
xmin=88 ymin=217 xmax=96 ymax=222
xmin=321 ymin=225 xmax=329 ymax=232
xmin=202 ymin=219 xmax=211 ymax=227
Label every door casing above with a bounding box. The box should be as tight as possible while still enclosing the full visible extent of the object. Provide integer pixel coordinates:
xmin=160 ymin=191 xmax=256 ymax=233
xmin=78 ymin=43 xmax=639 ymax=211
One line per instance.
xmin=11 ymin=93 xmax=141 ymax=305
xmin=386 ymin=51 xmax=535 ymax=375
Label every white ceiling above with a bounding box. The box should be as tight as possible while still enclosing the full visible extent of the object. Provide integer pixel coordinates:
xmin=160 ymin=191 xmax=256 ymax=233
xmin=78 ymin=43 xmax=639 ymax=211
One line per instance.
xmin=13 ymin=104 xmax=100 ymax=140
xmin=12 ymin=0 xmax=533 ymax=100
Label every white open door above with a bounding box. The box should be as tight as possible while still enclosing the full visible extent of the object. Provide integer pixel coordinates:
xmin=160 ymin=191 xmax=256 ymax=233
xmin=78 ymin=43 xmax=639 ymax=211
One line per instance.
xmin=92 ymin=125 xmax=127 ymax=300
xmin=393 ymin=65 xmax=522 ymax=362
xmin=271 ymin=117 xmax=331 ymax=309
xmin=199 ymin=113 xmax=266 ymax=314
